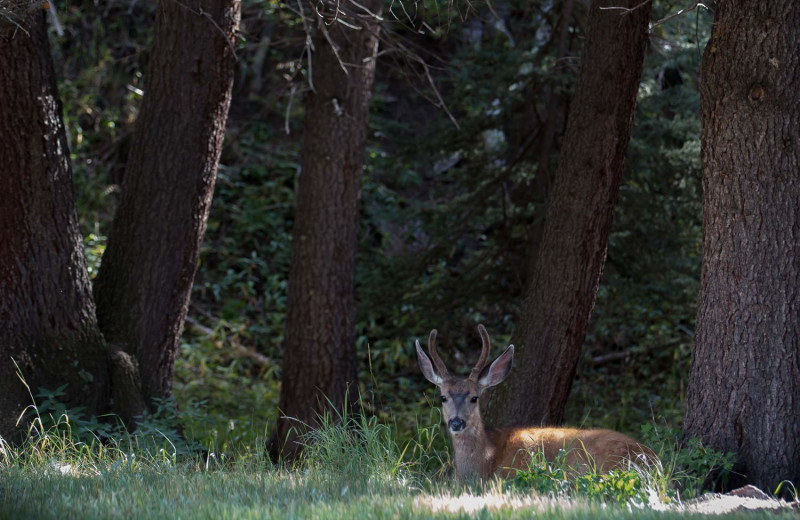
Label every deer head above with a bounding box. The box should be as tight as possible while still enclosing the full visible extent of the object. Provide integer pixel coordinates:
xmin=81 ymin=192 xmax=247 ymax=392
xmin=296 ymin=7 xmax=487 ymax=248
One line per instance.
xmin=416 ymin=325 xmax=514 ymax=436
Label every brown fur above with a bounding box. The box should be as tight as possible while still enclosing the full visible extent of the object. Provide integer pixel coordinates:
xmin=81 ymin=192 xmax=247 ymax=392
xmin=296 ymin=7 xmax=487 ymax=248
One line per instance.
xmin=441 ymin=382 xmax=653 ymax=479
xmin=486 ymin=426 xmax=653 ymax=479
xmin=417 ymin=326 xmax=656 ymax=481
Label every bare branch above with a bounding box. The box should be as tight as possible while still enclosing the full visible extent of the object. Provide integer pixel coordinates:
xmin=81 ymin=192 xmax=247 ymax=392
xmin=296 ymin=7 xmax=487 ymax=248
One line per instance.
xmin=295 ymin=0 xmax=317 ymax=93
xmin=346 ymin=0 xmax=384 ymax=21
xmin=598 ymin=0 xmax=652 ymax=16
xmin=652 ymin=1 xmax=708 ymax=28
xmin=316 ymin=16 xmax=349 ymax=75
xmin=336 ymin=16 xmax=362 ymax=29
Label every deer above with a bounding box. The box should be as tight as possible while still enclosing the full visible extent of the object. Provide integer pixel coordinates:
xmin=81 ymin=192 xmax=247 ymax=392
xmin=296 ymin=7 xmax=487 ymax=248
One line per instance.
xmin=416 ymin=325 xmax=655 ymax=481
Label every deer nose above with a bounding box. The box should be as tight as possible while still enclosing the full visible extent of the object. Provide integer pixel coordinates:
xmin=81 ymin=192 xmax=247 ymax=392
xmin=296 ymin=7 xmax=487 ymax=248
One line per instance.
xmin=448 ymin=418 xmax=465 ymax=432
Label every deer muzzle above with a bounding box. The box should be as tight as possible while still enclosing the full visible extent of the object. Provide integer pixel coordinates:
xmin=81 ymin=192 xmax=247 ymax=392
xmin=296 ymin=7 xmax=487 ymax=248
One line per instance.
xmin=448 ymin=417 xmax=466 ymax=432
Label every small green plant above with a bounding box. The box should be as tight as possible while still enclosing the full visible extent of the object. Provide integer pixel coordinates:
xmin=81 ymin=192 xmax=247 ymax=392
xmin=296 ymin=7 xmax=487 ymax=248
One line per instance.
xmin=573 ymin=469 xmax=649 ymax=506
xmin=511 ymin=449 xmax=650 ymax=507
xmin=512 ymin=450 xmax=572 ymax=496
xmin=639 ymin=422 xmax=736 ymax=500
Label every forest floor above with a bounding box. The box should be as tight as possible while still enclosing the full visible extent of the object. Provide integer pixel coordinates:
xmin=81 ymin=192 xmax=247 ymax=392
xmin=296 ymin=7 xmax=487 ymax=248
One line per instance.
xmin=1 ymin=408 xmax=797 ymax=519
xmin=1 ymin=464 xmax=797 ymax=520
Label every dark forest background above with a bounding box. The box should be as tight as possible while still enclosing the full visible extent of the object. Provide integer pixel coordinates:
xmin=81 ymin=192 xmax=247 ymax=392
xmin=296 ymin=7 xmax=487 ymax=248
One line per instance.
xmin=47 ymin=0 xmax=705 ymax=448
xmin=5 ymin=0 xmax=800 ymax=506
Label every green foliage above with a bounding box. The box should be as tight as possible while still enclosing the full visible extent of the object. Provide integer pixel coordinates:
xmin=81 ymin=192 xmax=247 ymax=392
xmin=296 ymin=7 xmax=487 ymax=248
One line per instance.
xmin=56 ymin=0 xmax=716 ymax=486
xmin=3 ymin=403 xmax=790 ymax=519
xmin=173 ymin=333 xmax=278 ymax=451
xmin=21 ymin=385 xmax=203 ymax=461
xmin=172 ymin=127 xmax=298 ymax=450
xmin=511 ymin=450 xmax=572 ymax=495
xmin=510 ymin=422 xmax=736 ymax=507
xmin=511 ymin=450 xmax=651 ymax=507
xmin=572 ymin=470 xmax=650 ymax=506
xmin=55 ymin=1 xmax=154 ymax=240
xmin=639 ymin=423 xmax=736 ymax=500
xmin=298 ymin=408 xmax=412 ymax=494
xmin=83 ymin=233 xmax=106 ymax=279
xmin=400 ymin=404 xmax=452 ymax=479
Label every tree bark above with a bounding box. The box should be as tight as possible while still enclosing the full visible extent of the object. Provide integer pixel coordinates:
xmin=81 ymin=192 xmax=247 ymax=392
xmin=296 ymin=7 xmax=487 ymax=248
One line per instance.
xmin=486 ymin=0 xmax=651 ymax=427
xmin=269 ymin=2 xmax=381 ymax=459
xmin=93 ymin=0 xmax=240 ymax=413
xmin=0 ymin=9 xmax=108 ymax=440
xmin=683 ymin=0 xmax=800 ymax=491
xmin=527 ymin=0 xmax=575 ymax=286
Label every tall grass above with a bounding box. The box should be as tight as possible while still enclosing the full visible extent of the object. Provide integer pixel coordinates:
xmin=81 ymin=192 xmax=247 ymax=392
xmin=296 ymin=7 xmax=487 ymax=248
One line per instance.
xmin=299 ymin=411 xmax=407 ymax=490
xmin=1 ymin=398 xmax=791 ymax=519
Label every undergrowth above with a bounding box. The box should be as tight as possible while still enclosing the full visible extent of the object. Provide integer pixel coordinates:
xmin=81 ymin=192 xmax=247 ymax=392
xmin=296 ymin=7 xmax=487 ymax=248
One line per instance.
xmin=0 ymin=364 xmax=742 ymax=517
xmin=1 ymin=387 xmax=742 ymax=511
xmin=509 ymin=420 xmax=737 ymax=509
xmin=5 ymin=395 xmax=797 ymax=520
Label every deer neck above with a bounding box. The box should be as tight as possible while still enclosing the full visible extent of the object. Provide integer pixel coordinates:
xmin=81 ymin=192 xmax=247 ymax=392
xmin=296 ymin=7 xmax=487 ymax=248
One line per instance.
xmin=450 ymin=423 xmax=497 ymax=480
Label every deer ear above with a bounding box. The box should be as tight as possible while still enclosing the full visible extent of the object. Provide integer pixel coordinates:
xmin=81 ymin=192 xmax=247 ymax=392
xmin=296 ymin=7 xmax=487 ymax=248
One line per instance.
xmin=416 ymin=340 xmax=443 ymax=386
xmin=477 ymin=345 xmax=514 ymax=388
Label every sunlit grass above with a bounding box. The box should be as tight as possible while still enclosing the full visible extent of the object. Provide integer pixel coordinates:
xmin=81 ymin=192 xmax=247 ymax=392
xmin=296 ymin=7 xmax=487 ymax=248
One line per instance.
xmin=3 ymin=466 xmax=795 ymax=519
xmin=1 ymin=400 xmax=796 ymax=519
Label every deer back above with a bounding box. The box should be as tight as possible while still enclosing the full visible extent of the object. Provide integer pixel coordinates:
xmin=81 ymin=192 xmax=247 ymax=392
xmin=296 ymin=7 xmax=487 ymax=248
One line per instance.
xmin=489 ymin=426 xmax=656 ymax=477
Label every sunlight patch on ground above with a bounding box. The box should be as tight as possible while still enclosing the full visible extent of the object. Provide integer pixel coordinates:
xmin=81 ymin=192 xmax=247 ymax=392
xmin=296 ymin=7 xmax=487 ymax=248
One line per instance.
xmin=681 ymin=494 xmax=791 ymax=515
xmin=413 ymin=490 xmax=562 ymax=514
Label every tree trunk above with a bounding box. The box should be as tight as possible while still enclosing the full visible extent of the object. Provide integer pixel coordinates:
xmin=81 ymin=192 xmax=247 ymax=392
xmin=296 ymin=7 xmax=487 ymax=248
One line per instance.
xmin=0 ymin=10 xmax=108 ymax=440
xmin=486 ymin=0 xmax=651 ymax=427
xmin=93 ymin=0 xmax=240 ymax=416
xmin=269 ymin=2 xmax=381 ymax=459
xmin=683 ymin=0 xmax=800 ymax=491
xmin=527 ymin=0 xmax=574 ymax=286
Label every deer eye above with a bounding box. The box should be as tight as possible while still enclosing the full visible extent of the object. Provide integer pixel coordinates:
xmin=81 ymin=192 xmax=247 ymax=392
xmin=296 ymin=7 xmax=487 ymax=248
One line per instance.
xmin=441 ymin=395 xmax=448 ymax=403
xmin=470 ymin=396 xmax=478 ymax=403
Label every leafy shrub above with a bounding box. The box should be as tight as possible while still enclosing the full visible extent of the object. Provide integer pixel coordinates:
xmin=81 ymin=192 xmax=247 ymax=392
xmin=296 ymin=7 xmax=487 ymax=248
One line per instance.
xmin=511 ymin=450 xmax=650 ymax=507
xmin=639 ymin=423 xmax=736 ymax=500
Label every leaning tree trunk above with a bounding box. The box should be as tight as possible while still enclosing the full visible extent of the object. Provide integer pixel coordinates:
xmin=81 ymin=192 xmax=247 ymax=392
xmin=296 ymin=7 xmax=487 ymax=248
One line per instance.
xmin=269 ymin=1 xmax=381 ymax=459
xmin=526 ymin=0 xmax=574 ymax=286
xmin=93 ymin=0 xmax=240 ymax=420
xmin=683 ymin=1 xmax=800 ymax=492
xmin=0 ymin=9 xmax=108 ymax=440
xmin=486 ymin=0 xmax=651 ymax=427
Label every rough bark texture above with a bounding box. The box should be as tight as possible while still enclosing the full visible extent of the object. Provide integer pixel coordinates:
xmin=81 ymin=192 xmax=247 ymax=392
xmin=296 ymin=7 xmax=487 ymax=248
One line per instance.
xmin=0 ymin=10 xmax=108 ymax=440
xmin=683 ymin=1 xmax=800 ymax=491
xmin=270 ymin=4 xmax=381 ymax=458
xmin=93 ymin=0 xmax=240 ymax=411
xmin=527 ymin=0 xmax=575 ymax=286
xmin=486 ymin=0 xmax=651 ymax=428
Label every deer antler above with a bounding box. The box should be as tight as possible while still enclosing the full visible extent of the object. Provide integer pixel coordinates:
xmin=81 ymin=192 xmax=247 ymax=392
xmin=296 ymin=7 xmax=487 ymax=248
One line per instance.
xmin=469 ymin=324 xmax=492 ymax=381
xmin=427 ymin=329 xmax=450 ymax=377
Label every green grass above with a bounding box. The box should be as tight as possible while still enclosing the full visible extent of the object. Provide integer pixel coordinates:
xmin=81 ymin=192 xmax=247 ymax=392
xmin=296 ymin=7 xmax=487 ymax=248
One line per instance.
xmin=0 ymin=400 xmax=794 ymax=519
xmin=2 ymin=464 xmax=795 ymax=520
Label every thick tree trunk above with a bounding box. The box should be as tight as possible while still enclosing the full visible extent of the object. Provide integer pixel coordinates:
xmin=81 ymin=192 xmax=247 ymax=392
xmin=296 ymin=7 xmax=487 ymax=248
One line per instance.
xmin=527 ymin=0 xmax=574 ymax=285
xmin=93 ymin=0 xmax=240 ymax=415
xmin=270 ymin=2 xmax=381 ymax=459
xmin=486 ymin=0 xmax=651 ymax=427
xmin=0 ymin=10 xmax=108 ymax=440
xmin=683 ymin=1 xmax=800 ymax=491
